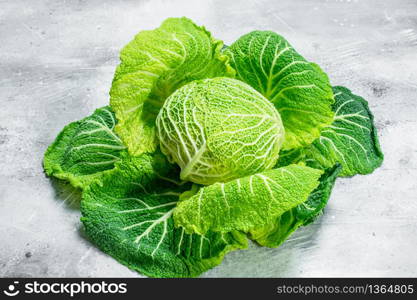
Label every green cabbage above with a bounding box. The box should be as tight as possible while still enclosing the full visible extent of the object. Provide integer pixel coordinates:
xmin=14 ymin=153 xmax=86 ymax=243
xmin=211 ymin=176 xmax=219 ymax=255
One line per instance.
xmin=156 ymin=77 xmax=285 ymax=185
xmin=43 ymin=17 xmax=384 ymax=278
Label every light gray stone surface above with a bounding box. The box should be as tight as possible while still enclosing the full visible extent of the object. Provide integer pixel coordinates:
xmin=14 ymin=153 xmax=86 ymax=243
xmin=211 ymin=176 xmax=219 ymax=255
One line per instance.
xmin=1 ymin=0 xmax=416 ymax=277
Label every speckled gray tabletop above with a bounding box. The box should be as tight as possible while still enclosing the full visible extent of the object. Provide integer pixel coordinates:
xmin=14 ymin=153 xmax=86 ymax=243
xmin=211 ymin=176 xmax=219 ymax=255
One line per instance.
xmin=1 ymin=0 xmax=416 ymax=277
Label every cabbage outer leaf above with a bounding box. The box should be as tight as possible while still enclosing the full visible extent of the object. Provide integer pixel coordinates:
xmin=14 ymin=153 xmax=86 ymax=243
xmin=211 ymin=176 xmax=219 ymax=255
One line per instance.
xmin=110 ymin=17 xmax=235 ymax=156
xmin=249 ymin=164 xmax=341 ymax=247
xmin=81 ymin=153 xmax=247 ymax=278
xmin=225 ymin=31 xmax=334 ymax=150
xmin=156 ymin=77 xmax=284 ymax=185
xmin=43 ymin=106 xmax=125 ymax=188
xmin=278 ymin=86 xmax=384 ymax=176
xmin=173 ymin=165 xmax=323 ymax=235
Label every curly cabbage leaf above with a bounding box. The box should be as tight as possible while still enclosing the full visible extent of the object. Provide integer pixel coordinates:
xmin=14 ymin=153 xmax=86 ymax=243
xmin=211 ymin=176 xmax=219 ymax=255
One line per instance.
xmin=277 ymin=86 xmax=384 ymax=176
xmin=249 ymin=164 xmax=341 ymax=247
xmin=156 ymin=77 xmax=285 ymax=185
xmin=43 ymin=106 xmax=125 ymax=188
xmin=81 ymin=153 xmax=247 ymax=278
xmin=224 ymin=31 xmax=334 ymax=150
xmin=173 ymin=165 xmax=323 ymax=235
xmin=110 ymin=17 xmax=235 ymax=156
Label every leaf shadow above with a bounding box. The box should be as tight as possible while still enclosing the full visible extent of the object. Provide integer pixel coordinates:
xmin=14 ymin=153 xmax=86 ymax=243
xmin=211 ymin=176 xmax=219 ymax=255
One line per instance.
xmin=49 ymin=177 xmax=82 ymax=210
xmin=47 ymin=177 xmax=99 ymax=257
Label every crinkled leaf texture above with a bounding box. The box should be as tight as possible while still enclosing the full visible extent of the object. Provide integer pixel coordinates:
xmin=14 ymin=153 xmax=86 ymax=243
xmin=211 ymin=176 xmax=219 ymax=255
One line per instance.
xmin=43 ymin=106 xmax=125 ymax=188
xmin=110 ymin=17 xmax=235 ymax=156
xmin=174 ymin=165 xmax=323 ymax=235
xmin=277 ymin=86 xmax=384 ymax=176
xmin=156 ymin=77 xmax=285 ymax=185
xmin=249 ymin=164 xmax=341 ymax=247
xmin=225 ymin=31 xmax=334 ymax=150
xmin=81 ymin=153 xmax=247 ymax=278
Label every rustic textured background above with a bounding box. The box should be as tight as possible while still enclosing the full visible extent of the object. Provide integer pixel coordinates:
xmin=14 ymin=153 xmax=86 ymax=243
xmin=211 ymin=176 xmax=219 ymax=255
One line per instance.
xmin=1 ymin=0 xmax=416 ymax=277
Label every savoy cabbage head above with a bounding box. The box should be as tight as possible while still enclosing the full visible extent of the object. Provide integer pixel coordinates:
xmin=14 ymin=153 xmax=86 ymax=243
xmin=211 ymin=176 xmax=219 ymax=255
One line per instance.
xmin=43 ymin=17 xmax=384 ymax=278
xmin=156 ymin=77 xmax=285 ymax=185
